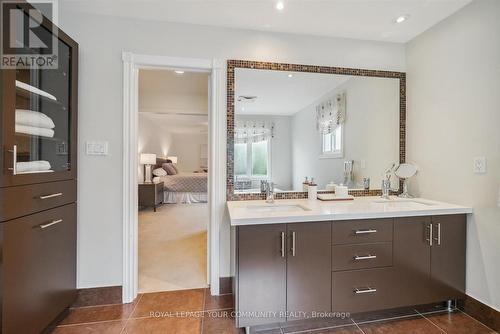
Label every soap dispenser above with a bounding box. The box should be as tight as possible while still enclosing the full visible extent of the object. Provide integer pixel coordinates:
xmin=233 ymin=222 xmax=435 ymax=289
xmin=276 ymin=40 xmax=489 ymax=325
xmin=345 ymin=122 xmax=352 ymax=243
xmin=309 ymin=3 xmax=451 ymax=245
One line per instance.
xmin=303 ymin=177 xmax=310 ymax=192
xmin=308 ymin=178 xmax=317 ymax=200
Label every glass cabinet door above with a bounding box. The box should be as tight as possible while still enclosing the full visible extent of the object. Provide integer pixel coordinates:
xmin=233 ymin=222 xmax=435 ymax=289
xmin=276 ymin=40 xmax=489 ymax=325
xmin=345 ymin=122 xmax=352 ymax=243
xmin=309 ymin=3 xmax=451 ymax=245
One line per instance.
xmin=1 ymin=12 xmax=77 ymax=187
xmin=14 ymin=37 xmax=72 ymax=174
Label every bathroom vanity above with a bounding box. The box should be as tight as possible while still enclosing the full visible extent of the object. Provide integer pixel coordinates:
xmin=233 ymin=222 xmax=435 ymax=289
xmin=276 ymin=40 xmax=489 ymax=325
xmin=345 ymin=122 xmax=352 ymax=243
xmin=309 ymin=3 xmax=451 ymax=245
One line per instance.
xmin=228 ymin=198 xmax=472 ymax=329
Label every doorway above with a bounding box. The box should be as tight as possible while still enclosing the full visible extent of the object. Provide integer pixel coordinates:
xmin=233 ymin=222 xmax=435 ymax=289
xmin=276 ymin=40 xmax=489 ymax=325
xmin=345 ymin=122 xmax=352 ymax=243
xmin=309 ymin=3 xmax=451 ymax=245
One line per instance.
xmin=122 ymin=53 xmax=225 ymax=303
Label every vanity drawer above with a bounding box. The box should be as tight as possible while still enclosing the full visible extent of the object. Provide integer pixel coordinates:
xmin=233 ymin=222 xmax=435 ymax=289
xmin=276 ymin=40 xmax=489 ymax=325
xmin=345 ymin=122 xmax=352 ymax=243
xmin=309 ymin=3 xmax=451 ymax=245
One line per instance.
xmin=332 ymin=242 xmax=392 ymax=271
xmin=332 ymin=219 xmax=393 ymax=245
xmin=332 ymin=268 xmax=396 ymax=313
xmin=0 ymin=180 xmax=76 ymax=222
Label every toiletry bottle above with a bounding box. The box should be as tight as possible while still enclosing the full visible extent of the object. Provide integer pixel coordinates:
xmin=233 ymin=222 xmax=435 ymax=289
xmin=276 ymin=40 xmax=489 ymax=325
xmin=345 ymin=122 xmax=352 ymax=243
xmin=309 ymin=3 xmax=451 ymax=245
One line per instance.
xmin=303 ymin=177 xmax=309 ymax=192
xmin=308 ymin=178 xmax=317 ymax=200
xmin=363 ymin=177 xmax=370 ymax=190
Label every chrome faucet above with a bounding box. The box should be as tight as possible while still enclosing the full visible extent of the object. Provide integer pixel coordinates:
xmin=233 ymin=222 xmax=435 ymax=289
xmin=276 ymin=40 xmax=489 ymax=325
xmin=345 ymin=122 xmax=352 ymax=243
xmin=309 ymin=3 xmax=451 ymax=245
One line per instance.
xmin=381 ymin=163 xmax=395 ymax=199
xmin=265 ymin=181 xmax=275 ymax=203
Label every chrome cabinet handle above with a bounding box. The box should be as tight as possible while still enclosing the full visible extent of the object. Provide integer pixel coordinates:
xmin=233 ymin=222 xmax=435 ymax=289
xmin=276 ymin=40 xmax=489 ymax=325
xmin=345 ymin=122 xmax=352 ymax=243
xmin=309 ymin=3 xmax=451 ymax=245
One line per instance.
xmin=280 ymin=232 xmax=285 ymax=258
xmin=291 ymin=231 xmax=296 ymax=257
xmin=39 ymin=192 xmax=63 ymax=200
xmin=434 ymin=223 xmax=441 ymax=245
xmin=354 ymin=287 xmax=377 ymax=294
xmin=7 ymin=145 xmax=17 ymax=175
xmin=354 ymin=254 xmax=377 ymax=261
xmin=39 ymin=219 xmax=63 ymax=229
xmin=355 ymin=229 xmax=377 ymax=234
xmin=426 ymin=223 xmax=433 ymax=246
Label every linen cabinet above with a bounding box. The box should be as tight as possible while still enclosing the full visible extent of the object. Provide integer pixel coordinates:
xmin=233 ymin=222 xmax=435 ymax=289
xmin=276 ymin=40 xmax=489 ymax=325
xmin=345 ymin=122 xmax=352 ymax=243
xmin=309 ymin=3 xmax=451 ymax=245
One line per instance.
xmin=0 ymin=4 xmax=78 ymax=333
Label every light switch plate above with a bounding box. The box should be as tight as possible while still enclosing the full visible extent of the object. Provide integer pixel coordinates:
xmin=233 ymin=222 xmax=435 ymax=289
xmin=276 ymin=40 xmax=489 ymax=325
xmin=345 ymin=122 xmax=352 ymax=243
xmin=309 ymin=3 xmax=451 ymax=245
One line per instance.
xmin=86 ymin=141 xmax=109 ymax=155
xmin=473 ymin=156 xmax=487 ymax=174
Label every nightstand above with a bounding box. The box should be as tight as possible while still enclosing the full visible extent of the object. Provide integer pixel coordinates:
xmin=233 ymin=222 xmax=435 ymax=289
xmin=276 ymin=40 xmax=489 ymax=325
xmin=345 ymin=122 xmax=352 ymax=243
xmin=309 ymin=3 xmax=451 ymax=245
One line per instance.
xmin=138 ymin=182 xmax=164 ymax=212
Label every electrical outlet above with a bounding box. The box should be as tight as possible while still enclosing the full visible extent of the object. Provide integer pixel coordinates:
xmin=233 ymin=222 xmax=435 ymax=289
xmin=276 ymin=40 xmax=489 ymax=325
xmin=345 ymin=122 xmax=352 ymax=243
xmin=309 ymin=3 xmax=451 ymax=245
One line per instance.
xmin=473 ymin=157 xmax=487 ymax=174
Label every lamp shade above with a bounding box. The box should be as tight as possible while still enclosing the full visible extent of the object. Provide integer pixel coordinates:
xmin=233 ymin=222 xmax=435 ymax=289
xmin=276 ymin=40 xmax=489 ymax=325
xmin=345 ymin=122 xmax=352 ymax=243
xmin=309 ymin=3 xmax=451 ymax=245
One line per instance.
xmin=140 ymin=153 xmax=156 ymax=165
xmin=167 ymin=156 xmax=178 ymax=164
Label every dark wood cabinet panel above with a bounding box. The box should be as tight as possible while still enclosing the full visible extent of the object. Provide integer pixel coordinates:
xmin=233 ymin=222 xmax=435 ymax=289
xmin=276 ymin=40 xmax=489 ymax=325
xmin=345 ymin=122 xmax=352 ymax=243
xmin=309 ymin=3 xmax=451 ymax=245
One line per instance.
xmin=430 ymin=215 xmax=466 ymax=302
xmin=332 ymin=267 xmax=396 ymax=313
xmin=332 ymin=242 xmax=392 ymax=271
xmin=237 ymin=224 xmax=286 ymax=327
xmin=332 ymin=219 xmax=393 ymax=245
xmin=3 ymin=204 xmax=77 ymax=334
xmin=0 ymin=180 xmax=76 ymax=222
xmin=393 ymin=216 xmax=432 ymax=306
xmin=286 ymin=222 xmax=331 ymax=319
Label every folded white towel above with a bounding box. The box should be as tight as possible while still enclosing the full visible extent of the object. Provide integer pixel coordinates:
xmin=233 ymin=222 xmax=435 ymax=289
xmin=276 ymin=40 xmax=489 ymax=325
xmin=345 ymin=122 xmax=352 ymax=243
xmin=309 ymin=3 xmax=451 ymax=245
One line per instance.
xmin=15 ymin=124 xmax=55 ymax=138
xmin=15 ymin=80 xmax=57 ymax=101
xmin=16 ymin=160 xmax=51 ymax=173
xmin=16 ymin=109 xmax=55 ymax=129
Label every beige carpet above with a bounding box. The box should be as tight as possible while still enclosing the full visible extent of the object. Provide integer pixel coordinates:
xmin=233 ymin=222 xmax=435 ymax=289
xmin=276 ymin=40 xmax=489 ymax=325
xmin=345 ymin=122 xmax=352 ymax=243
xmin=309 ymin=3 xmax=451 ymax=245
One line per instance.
xmin=138 ymin=203 xmax=208 ymax=293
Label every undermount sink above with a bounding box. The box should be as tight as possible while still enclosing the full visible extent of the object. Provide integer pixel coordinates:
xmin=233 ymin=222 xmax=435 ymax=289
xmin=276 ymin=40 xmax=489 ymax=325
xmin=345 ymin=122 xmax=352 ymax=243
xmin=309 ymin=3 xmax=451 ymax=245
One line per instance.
xmin=373 ymin=198 xmax=434 ymax=207
xmin=246 ymin=204 xmax=311 ymax=213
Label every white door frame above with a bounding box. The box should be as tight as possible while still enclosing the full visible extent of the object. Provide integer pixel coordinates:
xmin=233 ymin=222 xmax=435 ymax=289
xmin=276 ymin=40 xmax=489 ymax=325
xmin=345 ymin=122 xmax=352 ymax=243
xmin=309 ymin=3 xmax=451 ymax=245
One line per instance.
xmin=122 ymin=52 xmax=226 ymax=303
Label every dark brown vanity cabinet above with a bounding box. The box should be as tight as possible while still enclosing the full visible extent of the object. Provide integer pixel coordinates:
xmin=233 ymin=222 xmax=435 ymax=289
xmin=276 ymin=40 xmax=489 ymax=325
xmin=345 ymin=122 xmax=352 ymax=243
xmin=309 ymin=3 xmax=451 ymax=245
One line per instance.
xmin=0 ymin=5 xmax=78 ymax=334
xmin=393 ymin=215 xmax=466 ymax=306
xmin=236 ymin=222 xmax=331 ymax=327
xmin=234 ymin=214 xmax=466 ymax=329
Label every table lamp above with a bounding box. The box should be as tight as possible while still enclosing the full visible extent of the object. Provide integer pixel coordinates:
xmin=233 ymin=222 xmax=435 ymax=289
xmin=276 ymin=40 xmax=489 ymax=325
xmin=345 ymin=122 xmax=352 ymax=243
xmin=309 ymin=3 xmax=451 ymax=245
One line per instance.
xmin=140 ymin=153 xmax=156 ymax=183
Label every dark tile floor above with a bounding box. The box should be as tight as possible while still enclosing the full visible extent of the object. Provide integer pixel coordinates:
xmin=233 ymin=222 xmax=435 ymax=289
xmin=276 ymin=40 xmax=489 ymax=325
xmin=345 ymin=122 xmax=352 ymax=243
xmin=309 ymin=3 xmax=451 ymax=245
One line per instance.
xmin=52 ymin=288 xmax=498 ymax=334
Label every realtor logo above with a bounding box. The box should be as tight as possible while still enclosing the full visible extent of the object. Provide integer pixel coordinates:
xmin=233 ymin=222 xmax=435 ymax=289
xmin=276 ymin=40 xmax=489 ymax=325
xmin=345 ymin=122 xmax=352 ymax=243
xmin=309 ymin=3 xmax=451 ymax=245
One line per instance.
xmin=1 ymin=0 xmax=58 ymax=69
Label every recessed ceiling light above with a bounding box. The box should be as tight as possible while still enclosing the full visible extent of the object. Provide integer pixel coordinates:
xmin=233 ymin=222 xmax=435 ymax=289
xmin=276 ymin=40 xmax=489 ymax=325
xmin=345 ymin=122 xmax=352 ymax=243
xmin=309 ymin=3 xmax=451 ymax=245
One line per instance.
xmin=288 ymin=74 xmax=293 ymax=78
xmin=174 ymin=70 xmax=185 ymax=74
xmin=395 ymin=15 xmax=410 ymax=24
xmin=276 ymin=1 xmax=284 ymax=11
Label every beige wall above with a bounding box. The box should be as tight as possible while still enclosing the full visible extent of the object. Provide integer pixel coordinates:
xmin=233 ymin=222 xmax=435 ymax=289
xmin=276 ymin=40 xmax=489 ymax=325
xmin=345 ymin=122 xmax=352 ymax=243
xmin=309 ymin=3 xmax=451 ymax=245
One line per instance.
xmin=406 ymin=0 xmax=500 ymax=310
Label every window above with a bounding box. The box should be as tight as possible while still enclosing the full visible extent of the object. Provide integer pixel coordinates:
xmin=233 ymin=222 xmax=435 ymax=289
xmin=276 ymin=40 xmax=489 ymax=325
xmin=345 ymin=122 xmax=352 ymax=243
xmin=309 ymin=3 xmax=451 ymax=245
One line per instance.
xmin=234 ymin=140 xmax=270 ymax=178
xmin=321 ymin=125 xmax=343 ymax=158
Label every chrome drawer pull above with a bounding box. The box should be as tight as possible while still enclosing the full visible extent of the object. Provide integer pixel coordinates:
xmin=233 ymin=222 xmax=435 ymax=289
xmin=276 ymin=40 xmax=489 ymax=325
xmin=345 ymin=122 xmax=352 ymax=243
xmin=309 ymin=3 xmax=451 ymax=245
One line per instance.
xmin=39 ymin=219 xmax=63 ymax=229
xmin=354 ymin=287 xmax=377 ymax=294
xmin=355 ymin=229 xmax=377 ymax=234
xmin=354 ymin=254 xmax=377 ymax=261
xmin=280 ymin=232 xmax=285 ymax=258
xmin=39 ymin=192 xmax=63 ymax=200
xmin=7 ymin=145 xmax=17 ymax=175
xmin=291 ymin=231 xmax=296 ymax=257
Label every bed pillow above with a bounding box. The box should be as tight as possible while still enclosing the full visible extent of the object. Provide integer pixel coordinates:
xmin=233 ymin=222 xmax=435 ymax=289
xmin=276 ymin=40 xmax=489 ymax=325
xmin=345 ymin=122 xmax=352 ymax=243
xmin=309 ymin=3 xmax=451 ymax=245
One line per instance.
xmin=171 ymin=164 xmax=179 ymax=174
xmin=162 ymin=163 xmax=178 ymax=175
xmin=152 ymin=168 xmax=167 ymax=177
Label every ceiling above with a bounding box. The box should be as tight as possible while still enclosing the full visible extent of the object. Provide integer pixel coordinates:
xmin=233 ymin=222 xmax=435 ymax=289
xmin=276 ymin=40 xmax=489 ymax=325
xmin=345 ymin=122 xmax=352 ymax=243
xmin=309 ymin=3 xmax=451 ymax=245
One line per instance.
xmin=139 ymin=69 xmax=209 ymax=134
xmin=235 ymin=68 xmax=350 ymax=116
xmin=60 ymin=0 xmax=472 ymax=43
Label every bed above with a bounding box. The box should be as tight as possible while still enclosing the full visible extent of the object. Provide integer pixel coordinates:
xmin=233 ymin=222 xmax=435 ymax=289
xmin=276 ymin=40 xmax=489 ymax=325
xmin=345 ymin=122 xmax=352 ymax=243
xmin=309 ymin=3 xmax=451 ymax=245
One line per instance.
xmin=155 ymin=172 xmax=208 ymax=204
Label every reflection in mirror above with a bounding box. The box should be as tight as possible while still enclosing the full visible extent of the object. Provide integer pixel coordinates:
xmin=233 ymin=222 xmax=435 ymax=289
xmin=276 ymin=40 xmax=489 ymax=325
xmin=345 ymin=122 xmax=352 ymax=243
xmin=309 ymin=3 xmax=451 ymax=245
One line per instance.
xmin=234 ymin=68 xmax=400 ymax=193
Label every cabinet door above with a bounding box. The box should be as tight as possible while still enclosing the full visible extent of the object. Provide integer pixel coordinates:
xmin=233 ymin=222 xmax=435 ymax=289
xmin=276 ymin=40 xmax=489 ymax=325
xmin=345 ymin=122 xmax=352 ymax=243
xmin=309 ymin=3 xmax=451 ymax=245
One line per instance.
xmin=287 ymin=222 xmax=331 ymax=320
xmin=237 ymin=224 xmax=286 ymax=327
xmin=0 ymin=6 xmax=78 ymax=187
xmin=393 ymin=217 xmax=432 ymax=306
xmin=3 ymin=204 xmax=77 ymax=334
xmin=430 ymin=215 xmax=466 ymax=302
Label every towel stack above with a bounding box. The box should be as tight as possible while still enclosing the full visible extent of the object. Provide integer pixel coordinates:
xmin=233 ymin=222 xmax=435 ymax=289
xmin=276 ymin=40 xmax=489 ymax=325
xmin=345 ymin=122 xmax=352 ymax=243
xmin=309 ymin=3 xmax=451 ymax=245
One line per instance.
xmin=16 ymin=160 xmax=53 ymax=174
xmin=15 ymin=109 xmax=55 ymax=138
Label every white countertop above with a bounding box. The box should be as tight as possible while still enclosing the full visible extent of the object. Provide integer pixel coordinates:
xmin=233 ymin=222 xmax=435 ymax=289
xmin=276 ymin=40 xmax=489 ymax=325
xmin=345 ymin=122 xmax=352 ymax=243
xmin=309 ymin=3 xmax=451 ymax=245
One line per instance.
xmin=227 ymin=196 xmax=473 ymax=226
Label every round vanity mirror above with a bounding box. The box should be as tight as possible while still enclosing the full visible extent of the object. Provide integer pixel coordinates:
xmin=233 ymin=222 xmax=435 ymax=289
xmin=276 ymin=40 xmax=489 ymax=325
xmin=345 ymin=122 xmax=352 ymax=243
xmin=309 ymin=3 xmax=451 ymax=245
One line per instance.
xmin=395 ymin=163 xmax=418 ymax=198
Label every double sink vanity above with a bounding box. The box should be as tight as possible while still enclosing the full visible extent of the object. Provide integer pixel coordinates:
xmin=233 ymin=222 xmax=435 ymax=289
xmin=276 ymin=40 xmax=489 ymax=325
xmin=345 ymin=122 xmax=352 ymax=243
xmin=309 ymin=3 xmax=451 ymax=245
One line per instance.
xmin=225 ymin=60 xmax=473 ymax=332
xmin=228 ymin=197 xmax=472 ymax=329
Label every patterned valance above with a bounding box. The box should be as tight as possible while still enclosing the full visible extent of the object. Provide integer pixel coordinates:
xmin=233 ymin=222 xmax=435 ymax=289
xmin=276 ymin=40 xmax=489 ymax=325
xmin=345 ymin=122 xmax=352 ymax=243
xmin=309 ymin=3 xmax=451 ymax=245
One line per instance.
xmin=235 ymin=120 xmax=274 ymax=144
xmin=316 ymin=92 xmax=346 ymax=134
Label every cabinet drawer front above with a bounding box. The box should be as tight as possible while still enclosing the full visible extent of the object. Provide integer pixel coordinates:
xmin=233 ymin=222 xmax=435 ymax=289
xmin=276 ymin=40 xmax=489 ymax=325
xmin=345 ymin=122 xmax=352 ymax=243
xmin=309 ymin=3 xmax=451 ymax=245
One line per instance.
xmin=0 ymin=180 xmax=76 ymax=222
xmin=332 ymin=242 xmax=392 ymax=271
xmin=332 ymin=219 xmax=393 ymax=245
xmin=3 ymin=204 xmax=77 ymax=334
xmin=332 ymin=268 xmax=396 ymax=313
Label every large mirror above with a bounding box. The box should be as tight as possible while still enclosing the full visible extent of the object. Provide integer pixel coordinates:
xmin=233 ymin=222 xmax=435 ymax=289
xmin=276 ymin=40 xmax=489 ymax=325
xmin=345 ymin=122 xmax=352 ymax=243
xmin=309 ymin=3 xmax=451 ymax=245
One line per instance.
xmin=228 ymin=61 xmax=405 ymax=197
